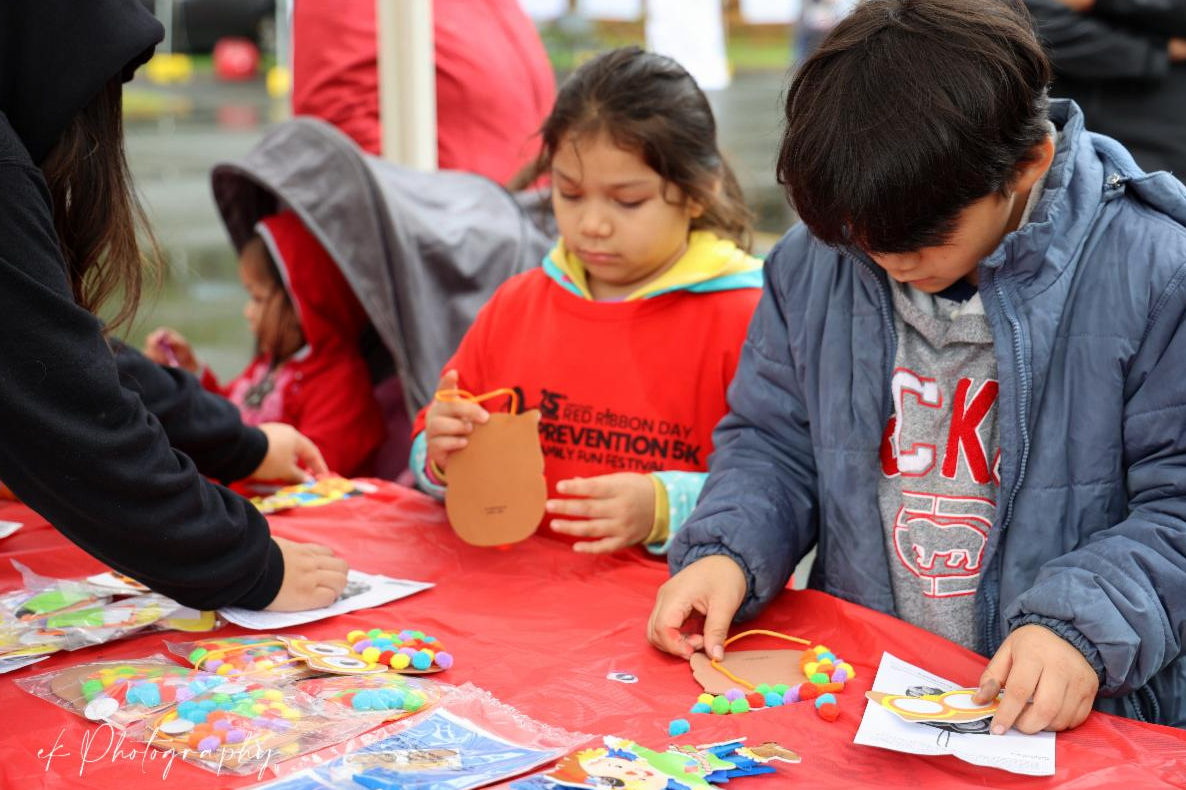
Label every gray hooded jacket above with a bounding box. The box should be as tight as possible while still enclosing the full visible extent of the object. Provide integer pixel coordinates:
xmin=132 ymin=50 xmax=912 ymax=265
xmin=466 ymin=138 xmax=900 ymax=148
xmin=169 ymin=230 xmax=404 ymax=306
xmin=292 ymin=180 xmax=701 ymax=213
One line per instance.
xmin=671 ymin=101 xmax=1186 ymax=727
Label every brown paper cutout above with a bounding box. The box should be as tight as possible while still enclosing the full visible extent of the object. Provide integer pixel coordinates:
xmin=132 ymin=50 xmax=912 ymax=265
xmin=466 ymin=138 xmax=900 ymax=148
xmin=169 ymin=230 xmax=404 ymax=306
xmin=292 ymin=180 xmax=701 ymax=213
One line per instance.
xmin=690 ymin=649 xmax=809 ymax=695
xmin=866 ymin=688 xmax=1000 ymax=724
xmin=445 ymin=410 xmax=546 ymax=546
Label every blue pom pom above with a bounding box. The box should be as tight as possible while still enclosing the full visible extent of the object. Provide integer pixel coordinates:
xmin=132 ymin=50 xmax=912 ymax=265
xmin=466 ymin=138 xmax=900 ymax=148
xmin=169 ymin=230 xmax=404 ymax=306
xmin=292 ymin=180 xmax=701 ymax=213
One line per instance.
xmin=668 ymin=718 xmax=691 ymax=737
xmin=690 ymin=702 xmax=712 ymax=714
xmin=764 ymin=692 xmax=783 ymax=707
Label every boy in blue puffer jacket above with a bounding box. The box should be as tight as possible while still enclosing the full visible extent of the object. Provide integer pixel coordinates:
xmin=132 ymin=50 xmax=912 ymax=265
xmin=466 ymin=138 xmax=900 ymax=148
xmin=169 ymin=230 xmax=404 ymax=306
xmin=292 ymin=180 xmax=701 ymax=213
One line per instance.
xmin=648 ymin=0 xmax=1186 ymax=732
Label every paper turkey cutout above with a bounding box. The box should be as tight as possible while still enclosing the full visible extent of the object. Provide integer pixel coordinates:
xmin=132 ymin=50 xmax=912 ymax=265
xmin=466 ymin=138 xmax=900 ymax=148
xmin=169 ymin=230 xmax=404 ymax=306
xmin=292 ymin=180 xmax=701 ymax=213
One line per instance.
xmin=690 ymin=649 xmax=809 ymax=695
xmin=445 ymin=410 xmax=546 ymax=546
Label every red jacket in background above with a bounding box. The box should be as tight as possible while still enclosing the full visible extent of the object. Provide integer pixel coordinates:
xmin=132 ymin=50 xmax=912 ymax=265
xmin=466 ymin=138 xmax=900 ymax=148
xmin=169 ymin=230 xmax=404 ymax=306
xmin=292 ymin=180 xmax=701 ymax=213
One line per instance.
xmin=203 ymin=212 xmax=386 ymax=477
xmin=292 ymin=0 xmax=556 ymax=185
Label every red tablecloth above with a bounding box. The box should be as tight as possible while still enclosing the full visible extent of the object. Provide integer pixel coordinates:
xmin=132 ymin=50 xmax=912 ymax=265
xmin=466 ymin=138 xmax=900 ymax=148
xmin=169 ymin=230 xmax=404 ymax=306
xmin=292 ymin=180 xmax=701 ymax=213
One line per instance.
xmin=0 ymin=484 xmax=1184 ymax=789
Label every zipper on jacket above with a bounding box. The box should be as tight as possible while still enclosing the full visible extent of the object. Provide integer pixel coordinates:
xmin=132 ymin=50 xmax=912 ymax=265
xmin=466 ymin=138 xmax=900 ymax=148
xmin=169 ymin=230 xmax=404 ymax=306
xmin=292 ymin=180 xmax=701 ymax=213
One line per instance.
xmin=983 ymin=270 xmax=1033 ymax=655
xmin=853 ymin=257 xmax=898 ymax=421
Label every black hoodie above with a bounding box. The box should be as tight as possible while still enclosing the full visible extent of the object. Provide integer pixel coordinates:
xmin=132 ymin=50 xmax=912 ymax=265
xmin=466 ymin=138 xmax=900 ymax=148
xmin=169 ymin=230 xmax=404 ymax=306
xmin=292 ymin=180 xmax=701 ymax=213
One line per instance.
xmin=0 ymin=0 xmax=283 ymax=609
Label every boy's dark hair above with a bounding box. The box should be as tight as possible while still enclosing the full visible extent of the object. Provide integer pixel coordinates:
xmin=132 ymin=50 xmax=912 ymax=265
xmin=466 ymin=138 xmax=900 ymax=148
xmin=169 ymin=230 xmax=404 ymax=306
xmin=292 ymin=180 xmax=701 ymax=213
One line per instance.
xmin=517 ymin=46 xmax=754 ymax=251
xmin=777 ymin=0 xmax=1052 ymax=254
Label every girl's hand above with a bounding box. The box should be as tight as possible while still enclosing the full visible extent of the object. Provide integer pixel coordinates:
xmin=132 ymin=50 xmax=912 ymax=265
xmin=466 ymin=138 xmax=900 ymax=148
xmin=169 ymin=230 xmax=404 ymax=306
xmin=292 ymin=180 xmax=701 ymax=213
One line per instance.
xmin=424 ymin=370 xmax=488 ymax=473
xmin=547 ymin=472 xmax=656 ymax=553
xmin=265 ymin=537 xmax=349 ymax=611
xmin=647 ymin=555 xmax=747 ymax=660
xmin=974 ymin=623 xmax=1100 ymax=734
xmin=144 ymin=327 xmax=199 ymax=373
xmin=251 ymin=423 xmax=330 ymax=482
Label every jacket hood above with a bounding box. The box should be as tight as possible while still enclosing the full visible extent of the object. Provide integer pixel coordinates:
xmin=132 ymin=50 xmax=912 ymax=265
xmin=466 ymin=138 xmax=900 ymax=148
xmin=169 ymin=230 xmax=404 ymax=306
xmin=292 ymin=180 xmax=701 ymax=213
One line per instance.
xmin=0 ymin=0 xmax=163 ymax=164
xmin=255 ymin=212 xmax=369 ymax=355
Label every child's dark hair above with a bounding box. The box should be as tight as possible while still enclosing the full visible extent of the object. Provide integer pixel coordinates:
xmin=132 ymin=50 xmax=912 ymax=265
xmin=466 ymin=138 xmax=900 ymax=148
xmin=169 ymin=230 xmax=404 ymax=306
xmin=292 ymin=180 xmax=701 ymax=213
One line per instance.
xmin=242 ymin=235 xmax=303 ymax=358
xmin=520 ymin=46 xmax=754 ymax=251
xmin=777 ymin=0 xmax=1052 ymax=254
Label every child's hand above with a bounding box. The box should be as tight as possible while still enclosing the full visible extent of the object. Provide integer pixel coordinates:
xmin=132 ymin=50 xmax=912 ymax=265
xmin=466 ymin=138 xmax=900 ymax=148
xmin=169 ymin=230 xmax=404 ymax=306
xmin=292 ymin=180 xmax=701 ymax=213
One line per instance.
xmin=647 ymin=555 xmax=747 ymax=660
xmin=547 ymin=472 xmax=655 ymax=553
xmin=265 ymin=537 xmax=349 ymax=611
xmin=974 ymin=623 xmax=1100 ymax=734
xmin=144 ymin=327 xmax=199 ymax=373
xmin=424 ymin=370 xmax=488 ymax=473
xmin=251 ymin=423 xmax=330 ymax=482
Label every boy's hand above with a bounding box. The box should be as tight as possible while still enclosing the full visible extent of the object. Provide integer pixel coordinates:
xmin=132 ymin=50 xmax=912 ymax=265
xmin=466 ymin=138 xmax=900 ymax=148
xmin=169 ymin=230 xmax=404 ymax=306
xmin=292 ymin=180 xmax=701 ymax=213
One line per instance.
xmin=265 ymin=537 xmax=349 ymax=611
xmin=647 ymin=555 xmax=746 ymax=660
xmin=251 ymin=423 xmax=330 ymax=482
xmin=547 ymin=472 xmax=655 ymax=553
xmin=425 ymin=370 xmax=488 ymax=473
xmin=974 ymin=623 xmax=1099 ymax=734
xmin=144 ymin=327 xmax=199 ymax=373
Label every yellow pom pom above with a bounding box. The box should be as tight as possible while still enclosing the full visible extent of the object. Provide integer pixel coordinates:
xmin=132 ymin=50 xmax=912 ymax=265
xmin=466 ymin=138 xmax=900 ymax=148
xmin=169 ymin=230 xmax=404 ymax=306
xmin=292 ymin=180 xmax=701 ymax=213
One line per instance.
xmin=361 ymin=647 xmax=381 ymax=663
xmin=391 ymin=653 xmax=411 ymax=670
xmin=346 ymin=630 xmax=366 ymax=644
xmin=697 ymin=693 xmax=714 ymax=705
xmin=803 ymin=661 xmax=819 ymax=676
xmin=263 ymin=689 xmax=284 ymax=701
xmin=216 ymin=664 xmax=233 ymax=676
xmin=838 ymin=662 xmax=855 ymax=678
xmin=813 ymin=645 xmax=829 ymax=656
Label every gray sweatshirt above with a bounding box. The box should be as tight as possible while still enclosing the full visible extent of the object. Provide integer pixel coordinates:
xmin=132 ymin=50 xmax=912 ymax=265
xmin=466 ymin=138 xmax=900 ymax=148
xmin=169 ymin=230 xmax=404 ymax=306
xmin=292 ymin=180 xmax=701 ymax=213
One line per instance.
xmin=878 ymin=149 xmax=1053 ymax=651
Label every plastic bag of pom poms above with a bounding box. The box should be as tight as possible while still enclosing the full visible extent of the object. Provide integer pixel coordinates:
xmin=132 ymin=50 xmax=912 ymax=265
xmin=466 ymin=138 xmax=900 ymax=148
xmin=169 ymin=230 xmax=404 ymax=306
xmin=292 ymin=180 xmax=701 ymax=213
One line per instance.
xmin=16 ymin=654 xmax=239 ymax=729
xmin=296 ymin=672 xmax=449 ymax=722
xmin=0 ymin=561 xmax=189 ymax=653
xmin=126 ymin=678 xmax=378 ymax=776
xmin=166 ymin=634 xmax=317 ymax=683
xmin=244 ymin=683 xmax=592 ymax=790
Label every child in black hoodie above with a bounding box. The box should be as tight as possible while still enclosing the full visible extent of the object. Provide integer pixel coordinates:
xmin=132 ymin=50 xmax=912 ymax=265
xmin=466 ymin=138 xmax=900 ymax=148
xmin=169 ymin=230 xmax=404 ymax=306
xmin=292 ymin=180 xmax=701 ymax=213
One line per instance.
xmin=0 ymin=0 xmax=347 ymax=612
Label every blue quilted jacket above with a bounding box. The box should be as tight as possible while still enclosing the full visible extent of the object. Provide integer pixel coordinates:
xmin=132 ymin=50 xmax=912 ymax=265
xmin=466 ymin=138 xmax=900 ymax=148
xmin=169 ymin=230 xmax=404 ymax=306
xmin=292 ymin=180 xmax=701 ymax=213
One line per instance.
xmin=670 ymin=101 xmax=1186 ymax=727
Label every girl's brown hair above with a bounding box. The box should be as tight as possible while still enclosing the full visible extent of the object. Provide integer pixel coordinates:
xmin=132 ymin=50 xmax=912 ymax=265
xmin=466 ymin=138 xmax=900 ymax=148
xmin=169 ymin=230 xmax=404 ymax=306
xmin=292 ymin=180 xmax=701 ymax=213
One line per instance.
xmin=514 ymin=46 xmax=754 ymax=251
xmin=40 ymin=76 xmax=161 ymax=332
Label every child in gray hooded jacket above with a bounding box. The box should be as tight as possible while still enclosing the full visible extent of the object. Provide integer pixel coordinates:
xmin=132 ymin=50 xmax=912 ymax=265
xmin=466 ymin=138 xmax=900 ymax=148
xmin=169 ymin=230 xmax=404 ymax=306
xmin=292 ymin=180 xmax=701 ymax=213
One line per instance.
xmin=649 ymin=0 xmax=1186 ymax=732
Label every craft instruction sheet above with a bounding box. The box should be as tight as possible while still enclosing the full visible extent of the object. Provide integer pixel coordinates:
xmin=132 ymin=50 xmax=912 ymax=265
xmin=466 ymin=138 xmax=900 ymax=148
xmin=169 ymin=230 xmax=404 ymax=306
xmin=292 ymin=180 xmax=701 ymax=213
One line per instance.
xmin=854 ymin=651 xmax=1055 ymax=776
xmin=219 ymin=571 xmax=433 ymax=630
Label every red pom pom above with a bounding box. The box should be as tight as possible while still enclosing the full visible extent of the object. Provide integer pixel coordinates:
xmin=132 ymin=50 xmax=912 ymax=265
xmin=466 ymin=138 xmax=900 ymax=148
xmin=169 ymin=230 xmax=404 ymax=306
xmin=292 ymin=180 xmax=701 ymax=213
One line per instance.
xmin=817 ymin=702 xmax=840 ymax=722
xmin=798 ymin=682 xmax=821 ymax=701
xmin=378 ymin=650 xmax=397 ymax=665
xmin=746 ymin=692 xmax=766 ymax=709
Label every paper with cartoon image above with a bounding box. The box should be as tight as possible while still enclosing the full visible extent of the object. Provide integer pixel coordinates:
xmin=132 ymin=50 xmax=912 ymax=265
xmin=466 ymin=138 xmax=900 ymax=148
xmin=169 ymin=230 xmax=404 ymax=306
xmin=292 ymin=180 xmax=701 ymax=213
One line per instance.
xmin=217 ymin=570 xmax=433 ymax=630
xmin=854 ymin=652 xmax=1054 ymax=776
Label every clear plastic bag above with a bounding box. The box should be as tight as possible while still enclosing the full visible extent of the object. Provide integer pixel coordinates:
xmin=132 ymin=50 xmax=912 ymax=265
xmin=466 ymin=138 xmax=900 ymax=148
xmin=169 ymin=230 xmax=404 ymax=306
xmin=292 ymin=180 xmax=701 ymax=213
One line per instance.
xmin=165 ymin=634 xmax=317 ymax=682
xmin=16 ymin=654 xmax=231 ymax=729
xmin=128 ymin=677 xmax=376 ymax=776
xmin=295 ymin=673 xmax=449 ymax=722
xmin=247 ymin=683 xmax=592 ymax=790
xmin=0 ymin=561 xmax=201 ymax=653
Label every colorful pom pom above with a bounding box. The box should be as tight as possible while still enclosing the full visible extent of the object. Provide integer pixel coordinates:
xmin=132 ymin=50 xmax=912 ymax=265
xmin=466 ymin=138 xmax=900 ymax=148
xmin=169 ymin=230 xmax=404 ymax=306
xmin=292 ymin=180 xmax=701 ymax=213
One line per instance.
xmin=817 ymin=702 xmax=840 ymax=722
xmin=711 ymin=696 xmax=730 ymax=715
xmin=669 ymin=718 xmax=691 ymax=737
xmin=730 ymin=697 xmax=751 ymax=714
xmin=690 ymin=702 xmax=712 ymax=714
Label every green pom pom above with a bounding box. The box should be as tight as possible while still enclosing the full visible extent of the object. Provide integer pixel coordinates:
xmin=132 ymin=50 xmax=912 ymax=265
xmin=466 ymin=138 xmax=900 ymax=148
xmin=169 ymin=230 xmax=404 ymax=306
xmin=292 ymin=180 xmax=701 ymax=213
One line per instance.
xmin=773 ymin=684 xmax=789 ymax=695
xmin=81 ymin=679 xmax=103 ymax=701
xmin=711 ymin=696 xmax=730 ymax=715
xmin=367 ymin=628 xmax=383 ymax=638
xmin=729 ymin=698 xmax=751 ymax=714
xmin=188 ymin=647 xmax=208 ymax=664
xmin=755 ymin=683 xmax=772 ymax=694
xmin=810 ymin=672 xmax=829 ymax=684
